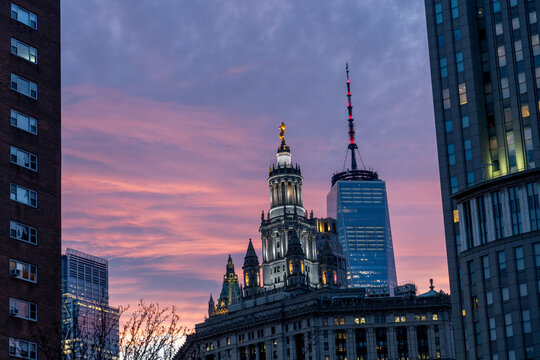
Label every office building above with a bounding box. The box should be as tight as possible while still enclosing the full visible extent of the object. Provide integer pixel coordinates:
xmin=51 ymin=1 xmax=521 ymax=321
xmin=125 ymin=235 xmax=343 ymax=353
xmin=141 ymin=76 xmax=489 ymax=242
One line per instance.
xmin=1 ymin=1 xmax=62 ymax=359
xmin=62 ymin=249 xmax=119 ymax=360
xmin=425 ymin=1 xmax=540 ymax=358
xmin=327 ymin=64 xmax=398 ymax=292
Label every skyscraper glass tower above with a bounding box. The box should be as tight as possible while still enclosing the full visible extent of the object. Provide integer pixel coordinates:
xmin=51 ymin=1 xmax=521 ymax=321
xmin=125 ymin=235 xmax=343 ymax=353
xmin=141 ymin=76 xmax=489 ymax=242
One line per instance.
xmin=327 ymin=64 xmax=397 ymax=292
xmin=425 ymin=1 xmax=540 ymax=358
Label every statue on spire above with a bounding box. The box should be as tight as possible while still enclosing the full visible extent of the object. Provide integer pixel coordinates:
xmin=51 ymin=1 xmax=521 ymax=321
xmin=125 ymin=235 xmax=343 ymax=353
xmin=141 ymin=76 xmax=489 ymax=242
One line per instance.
xmin=279 ymin=122 xmax=286 ymax=143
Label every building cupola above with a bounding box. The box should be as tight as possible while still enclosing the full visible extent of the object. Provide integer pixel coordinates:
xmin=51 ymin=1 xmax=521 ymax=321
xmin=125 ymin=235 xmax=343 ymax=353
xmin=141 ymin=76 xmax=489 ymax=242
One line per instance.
xmin=242 ymin=239 xmax=261 ymax=298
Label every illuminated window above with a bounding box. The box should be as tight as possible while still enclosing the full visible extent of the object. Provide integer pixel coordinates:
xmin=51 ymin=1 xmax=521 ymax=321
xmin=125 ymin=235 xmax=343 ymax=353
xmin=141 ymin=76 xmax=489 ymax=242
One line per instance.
xmin=11 ymin=73 xmax=37 ymax=99
xmin=11 ymin=109 xmax=37 ymax=135
xmin=10 ymin=146 xmax=37 ymax=171
xmin=433 ymin=313 xmax=438 ymax=321
xmin=453 ymin=209 xmax=459 ymax=223
xmin=10 ymin=183 xmax=37 ymax=207
xmin=10 ymin=221 xmax=37 ymax=245
xmin=458 ymin=83 xmax=467 ymax=105
xmin=521 ymin=103 xmax=530 ymax=117
xmin=11 ymin=38 xmax=37 ymax=64
xmin=9 ymin=337 xmax=37 ymax=360
xmin=11 ymin=3 xmax=37 ymax=29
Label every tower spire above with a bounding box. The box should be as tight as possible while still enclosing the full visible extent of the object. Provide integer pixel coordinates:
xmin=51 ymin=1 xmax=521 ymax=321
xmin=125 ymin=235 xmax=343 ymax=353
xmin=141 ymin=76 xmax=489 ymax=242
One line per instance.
xmin=346 ymin=62 xmax=360 ymax=171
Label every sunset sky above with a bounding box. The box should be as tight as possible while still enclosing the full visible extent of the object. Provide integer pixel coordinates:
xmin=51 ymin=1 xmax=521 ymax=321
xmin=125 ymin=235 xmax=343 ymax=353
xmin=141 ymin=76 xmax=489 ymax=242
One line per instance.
xmin=61 ymin=0 xmax=447 ymax=328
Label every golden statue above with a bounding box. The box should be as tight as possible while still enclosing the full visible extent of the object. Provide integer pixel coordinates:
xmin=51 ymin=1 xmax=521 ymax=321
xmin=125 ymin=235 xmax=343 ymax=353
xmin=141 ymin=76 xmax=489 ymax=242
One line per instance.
xmin=279 ymin=122 xmax=286 ymax=142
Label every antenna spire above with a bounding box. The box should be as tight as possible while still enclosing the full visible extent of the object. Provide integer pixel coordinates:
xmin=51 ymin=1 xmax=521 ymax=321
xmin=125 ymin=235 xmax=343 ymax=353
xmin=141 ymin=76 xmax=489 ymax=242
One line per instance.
xmin=346 ymin=62 xmax=359 ymax=171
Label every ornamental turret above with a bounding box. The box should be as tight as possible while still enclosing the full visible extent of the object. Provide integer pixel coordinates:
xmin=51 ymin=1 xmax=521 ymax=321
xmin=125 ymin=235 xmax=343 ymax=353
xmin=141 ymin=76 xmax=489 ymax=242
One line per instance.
xmin=215 ymin=255 xmax=241 ymax=315
xmin=260 ymin=123 xmax=320 ymax=290
xmin=319 ymin=240 xmax=339 ymax=288
xmin=285 ymin=230 xmax=307 ymax=288
xmin=242 ymin=239 xmax=261 ymax=298
xmin=208 ymin=294 xmax=215 ymax=317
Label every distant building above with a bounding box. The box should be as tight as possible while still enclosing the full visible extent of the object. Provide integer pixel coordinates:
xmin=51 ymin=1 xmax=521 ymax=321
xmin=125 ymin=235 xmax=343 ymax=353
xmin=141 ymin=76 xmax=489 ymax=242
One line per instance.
xmin=327 ymin=64 xmax=397 ymax=291
xmin=1 ymin=1 xmax=62 ymax=358
xmin=62 ymin=249 xmax=119 ymax=360
xmin=176 ymin=126 xmax=454 ymax=360
xmin=425 ymin=1 xmax=540 ymax=358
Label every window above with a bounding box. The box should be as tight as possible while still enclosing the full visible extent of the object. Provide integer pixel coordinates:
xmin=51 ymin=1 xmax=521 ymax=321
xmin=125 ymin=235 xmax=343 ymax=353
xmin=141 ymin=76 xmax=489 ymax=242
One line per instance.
xmin=530 ymin=11 xmax=537 ymax=24
xmin=459 ymin=83 xmax=467 ymax=105
xmin=522 ymin=310 xmax=531 ymax=333
xmin=10 ymin=184 xmax=37 ymax=207
xmin=498 ymin=46 xmax=506 ymax=66
xmin=11 ymin=3 xmax=37 ymax=29
xmin=492 ymin=0 xmax=501 ymax=13
xmin=454 ymin=29 xmax=461 ymax=41
xmin=504 ymin=314 xmax=513 ymax=337
xmin=501 ymin=77 xmax=510 ymax=98
xmin=482 ymin=256 xmax=490 ymax=279
xmin=443 ymin=88 xmax=450 ymax=109
xmin=462 ymin=115 xmax=469 ymax=128
xmin=11 ymin=109 xmax=37 ymax=135
xmin=448 ymin=144 xmax=455 ymax=165
xmin=515 ymin=40 xmax=523 ymax=62
xmin=451 ymin=176 xmax=458 ymax=194
xmin=440 ymin=58 xmax=448 ymax=78
xmin=445 ymin=119 xmax=452 ymax=132
xmin=487 ymin=317 xmax=496 ymax=341
xmin=530 ymin=184 xmax=540 ymax=231
xmin=354 ymin=317 xmax=365 ymax=325
xmin=10 ymin=221 xmax=37 ymax=245
xmin=8 ymin=337 xmax=37 ymax=360
xmin=535 ymin=243 xmax=540 ymax=267
xmin=495 ymin=23 xmax=503 ymax=35
xmin=508 ymin=187 xmax=522 ymax=235
xmin=493 ymin=192 xmax=504 ymax=239
xmin=501 ymin=287 xmax=510 ymax=301
xmin=519 ymin=283 xmax=528 ymax=297
xmin=432 ymin=313 xmax=438 ymax=321
xmin=456 ymin=52 xmax=464 ymax=72
xmin=451 ymin=0 xmax=458 ymax=18
xmin=464 ymin=139 xmax=472 ymax=160
xmin=10 ymin=38 xmax=37 ymax=64
xmin=521 ymin=103 xmax=529 ymax=117
xmin=9 ymin=259 xmax=37 ymax=283
xmin=533 ymin=34 xmax=540 ymax=56
xmin=467 ymin=172 xmax=474 ymax=186
xmin=435 ymin=3 xmax=443 ymax=24
xmin=510 ymin=0 xmax=517 ymax=7
xmin=438 ymin=34 xmax=445 ymax=47
xmin=468 ymin=260 xmax=475 ymax=286
xmin=512 ymin=17 xmax=520 ymax=30
xmin=507 ymin=131 xmax=517 ymax=171
xmin=497 ymin=250 xmax=506 ymax=275
xmin=514 ymin=246 xmax=524 ymax=271
xmin=524 ymin=128 xmax=534 ymax=168
xmin=486 ymin=291 xmax=493 ymax=305
xmin=11 ymin=73 xmax=37 ymax=99
xmin=9 ymin=298 xmax=37 ymax=321
xmin=477 ymin=197 xmax=487 ymax=244
xmin=10 ymin=147 xmax=37 ymax=171
xmin=474 ymin=322 xmax=481 ymax=345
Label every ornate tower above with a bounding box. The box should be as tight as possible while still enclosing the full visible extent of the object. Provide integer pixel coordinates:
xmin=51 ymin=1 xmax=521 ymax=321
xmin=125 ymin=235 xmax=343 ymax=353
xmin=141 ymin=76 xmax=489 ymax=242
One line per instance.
xmin=319 ymin=240 xmax=339 ymax=288
xmin=242 ymin=239 xmax=261 ymax=298
xmin=208 ymin=294 xmax=215 ymax=317
xmin=285 ymin=230 xmax=307 ymax=288
xmin=215 ymin=255 xmax=241 ymax=315
xmin=260 ymin=123 xmax=319 ymax=289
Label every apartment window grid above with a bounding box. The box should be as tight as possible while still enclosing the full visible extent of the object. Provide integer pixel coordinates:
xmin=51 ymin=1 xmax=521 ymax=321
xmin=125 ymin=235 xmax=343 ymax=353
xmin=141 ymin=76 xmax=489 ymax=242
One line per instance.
xmin=10 ymin=109 xmax=37 ymax=135
xmin=9 ymin=337 xmax=37 ymax=360
xmin=11 ymin=3 xmax=37 ymax=29
xmin=10 ymin=146 xmax=37 ymax=171
xmin=10 ymin=183 xmax=37 ymax=207
xmin=9 ymin=298 xmax=37 ymax=321
xmin=10 ymin=73 xmax=37 ymax=99
xmin=10 ymin=220 xmax=37 ymax=245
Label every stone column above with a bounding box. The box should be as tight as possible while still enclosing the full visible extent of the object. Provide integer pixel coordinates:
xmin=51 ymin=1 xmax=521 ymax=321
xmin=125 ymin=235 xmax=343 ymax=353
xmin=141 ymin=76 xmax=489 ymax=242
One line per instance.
xmin=346 ymin=328 xmax=355 ymax=360
xmin=407 ymin=326 xmax=418 ymax=358
xmin=428 ymin=325 xmax=437 ymax=359
xmin=387 ymin=327 xmax=397 ymax=360
xmin=366 ymin=327 xmax=377 ymax=360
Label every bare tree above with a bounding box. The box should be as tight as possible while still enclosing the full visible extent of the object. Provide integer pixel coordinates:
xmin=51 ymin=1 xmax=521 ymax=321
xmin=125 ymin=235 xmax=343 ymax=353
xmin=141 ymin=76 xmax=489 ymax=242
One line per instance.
xmin=120 ymin=300 xmax=187 ymax=360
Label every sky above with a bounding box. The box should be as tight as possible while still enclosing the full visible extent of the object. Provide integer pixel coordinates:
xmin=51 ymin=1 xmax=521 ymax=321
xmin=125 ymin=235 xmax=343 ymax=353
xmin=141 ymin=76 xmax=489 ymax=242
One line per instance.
xmin=61 ymin=0 xmax=447 ymax=328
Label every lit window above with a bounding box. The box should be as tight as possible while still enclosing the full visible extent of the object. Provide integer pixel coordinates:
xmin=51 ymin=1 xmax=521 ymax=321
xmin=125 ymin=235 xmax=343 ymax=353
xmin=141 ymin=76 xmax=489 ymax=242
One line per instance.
xmin=10 ymin=183 xmax=37 ymax=207
xmin=440 ymin=58 xmax=448 ymax=78
xmin=448 ymin=144 xmax=455 ymax=165
xmin=10 ymin=73 xmax=37 ymax=99
xmin=442 ymin=88 xmax=450 ymax=109
xmin=10 ymin=38 xmax=37 ymax=64
xmin=495 ymin=23 xmax=503 ymax=35
xmin=11 ymin=109 xmax=37 ymax=135
xmin=456 ymin=52 xmax=464 ymax=72
xmin=8 ymin=337 xmax=37 ymax=360
xmin=453 ymin=209 xmax=459 ymax=223
xmin=435 ymin=3 xmax=443 ymax=24
xmin=9 ymin=259 xmax=37 ymax=283
xmin=521 ymin=103 xmax=530 ymax=117
xmin=9 ymin=298 xmax=37 ymax=321
xmin=10 ymin=146 xmax=37 ymax=171
xmin=530 ymin=11 xmax=537 ymax=24
xmin=11 ymin=3 xmax=37 ymax=29
xmin=459 ymin=83 xmax=467 ymax=105
xmin=10 ymin=221 xmax=37 ymax=245
xmin=512 ymin=17 xmax=520 ymax=30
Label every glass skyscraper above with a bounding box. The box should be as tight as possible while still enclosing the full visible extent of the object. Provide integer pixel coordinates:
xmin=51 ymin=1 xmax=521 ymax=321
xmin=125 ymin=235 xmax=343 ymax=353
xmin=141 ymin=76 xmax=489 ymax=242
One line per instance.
xmin=327 ymin=173 xmax=397 ymax=292
xmin=327 ymin=63 xmax=397 ymax=292
xmin=425 ymin=0 xmax=540 ymax=358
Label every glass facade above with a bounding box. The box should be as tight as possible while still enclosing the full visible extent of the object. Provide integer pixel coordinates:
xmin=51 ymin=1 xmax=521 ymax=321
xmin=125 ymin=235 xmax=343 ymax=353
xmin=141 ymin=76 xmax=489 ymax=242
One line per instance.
xmin=327 ymin=179 xmax=397 ymax=291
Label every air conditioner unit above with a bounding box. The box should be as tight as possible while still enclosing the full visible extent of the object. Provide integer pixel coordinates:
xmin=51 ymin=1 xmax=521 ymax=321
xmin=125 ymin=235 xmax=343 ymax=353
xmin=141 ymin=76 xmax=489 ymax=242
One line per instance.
xmin=10 ymin=268 xmax=21 ymax=277
xmin=10 ymin=307 xmax=19 ymax=316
